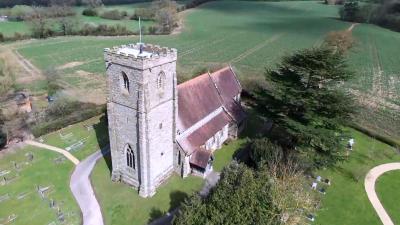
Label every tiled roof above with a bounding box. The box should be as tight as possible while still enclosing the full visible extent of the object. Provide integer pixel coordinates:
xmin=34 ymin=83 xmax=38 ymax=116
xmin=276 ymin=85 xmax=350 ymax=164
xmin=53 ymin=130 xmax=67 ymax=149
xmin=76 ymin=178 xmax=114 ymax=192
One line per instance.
xmin=177 ymin=66 xmax=246 ymax=156
xmin=177 ymin=111 xmax=231 ymax=154
xmin=210 ymin=67 xmax=246 ymax=123
xmin=190 ymin=148 xmax=212 ymax=169
xmin=177 ymin=73 xmax=222 ymax=133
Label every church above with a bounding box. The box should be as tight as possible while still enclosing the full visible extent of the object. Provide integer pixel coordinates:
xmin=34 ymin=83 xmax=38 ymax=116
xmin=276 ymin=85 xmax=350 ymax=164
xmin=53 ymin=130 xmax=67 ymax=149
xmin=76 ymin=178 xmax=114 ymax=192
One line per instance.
xmin=104 ymin=43 xmax=246 ymax=197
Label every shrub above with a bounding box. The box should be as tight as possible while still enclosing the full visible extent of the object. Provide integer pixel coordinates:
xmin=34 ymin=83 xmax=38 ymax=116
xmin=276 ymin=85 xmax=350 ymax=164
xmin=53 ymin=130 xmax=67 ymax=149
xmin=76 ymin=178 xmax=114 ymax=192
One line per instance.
xmin=0 ymin=33 xmax=4 ymax=42
xmin=100 ymin=9 xmax=127 ymax=20
xmin=79 ymin=23 xmax=133 ymax=36
xmin=148 ymin=25 xmax=158 ymax=34
xmin=131 ymin=8 xmax=154 ymax=21
xmin=324 ymin=30 xmax=355 ymax=54
xmin=249 ymin=138 xmax=284 ymax=169
xmin=8 ymin=5 xmax=34 ymax=21
xmin=82 ymin=7 xmax=98 ymax=16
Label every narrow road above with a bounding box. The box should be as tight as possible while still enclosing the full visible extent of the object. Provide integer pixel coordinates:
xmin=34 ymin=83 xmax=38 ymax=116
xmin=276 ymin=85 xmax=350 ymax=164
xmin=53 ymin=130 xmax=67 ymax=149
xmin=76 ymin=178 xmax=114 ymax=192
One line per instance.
xmin=365 ymin=163 xmax=400 ymax=225
xmin=25 ymin=140 xmax=80 ymax=165
xmin=70 ymin=148 xmax=109 ymax=225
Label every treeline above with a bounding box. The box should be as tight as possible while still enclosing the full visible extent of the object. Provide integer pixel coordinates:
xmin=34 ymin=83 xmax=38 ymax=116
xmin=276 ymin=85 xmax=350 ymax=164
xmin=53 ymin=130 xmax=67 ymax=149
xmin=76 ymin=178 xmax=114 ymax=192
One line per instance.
xmin=340 ymin=0 xmax=400 ymax=32
xmin=0 ymin=0 xmax=148 ymax=8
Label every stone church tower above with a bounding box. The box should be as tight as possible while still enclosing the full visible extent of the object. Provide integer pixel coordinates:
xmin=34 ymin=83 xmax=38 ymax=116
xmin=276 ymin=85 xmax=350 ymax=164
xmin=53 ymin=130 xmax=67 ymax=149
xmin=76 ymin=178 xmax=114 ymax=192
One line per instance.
xmin=104 ymin=43 xmax=178 ymax=197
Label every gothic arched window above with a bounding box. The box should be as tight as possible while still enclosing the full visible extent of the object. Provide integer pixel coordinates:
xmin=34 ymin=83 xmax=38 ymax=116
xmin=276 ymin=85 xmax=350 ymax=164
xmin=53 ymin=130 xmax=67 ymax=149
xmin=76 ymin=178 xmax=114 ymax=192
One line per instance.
xmin=157 ymin=71 xmax=166 ymax=90
xmin=122 ymin=72 xmax=130 ymax=92
xmin=126 ymin=144 xmax=135 ymax=169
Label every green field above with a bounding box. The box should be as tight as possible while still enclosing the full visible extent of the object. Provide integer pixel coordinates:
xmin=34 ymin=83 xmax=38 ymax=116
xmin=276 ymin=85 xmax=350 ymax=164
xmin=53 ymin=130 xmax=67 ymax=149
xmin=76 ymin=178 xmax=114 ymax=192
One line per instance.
xmin=315 ymin=129 xmax=400 ymax=225
xmin=11 ymin=1 xmax=399 ymax=139
xmin=376 ymin=170 xmax=400 ymax=225
xmin=0 ymin=146 xmax=80 ymax=225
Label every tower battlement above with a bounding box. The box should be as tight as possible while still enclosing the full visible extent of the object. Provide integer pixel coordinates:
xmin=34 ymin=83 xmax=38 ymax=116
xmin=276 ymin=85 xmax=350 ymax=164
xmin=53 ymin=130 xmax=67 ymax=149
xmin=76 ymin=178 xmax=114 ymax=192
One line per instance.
xmin=104 ymin=43 xmax=177 ymax=70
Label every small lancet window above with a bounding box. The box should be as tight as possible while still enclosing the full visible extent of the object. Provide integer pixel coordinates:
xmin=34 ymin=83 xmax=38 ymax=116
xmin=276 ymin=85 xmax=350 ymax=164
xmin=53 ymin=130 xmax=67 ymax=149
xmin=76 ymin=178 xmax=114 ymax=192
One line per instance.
xmin=157 ymin=72 xmax=166 ymax=90
xmin=122 ymin=72 xmax=130 ymax=92
xmin=126 ymin=144 xmax=135 ymax=169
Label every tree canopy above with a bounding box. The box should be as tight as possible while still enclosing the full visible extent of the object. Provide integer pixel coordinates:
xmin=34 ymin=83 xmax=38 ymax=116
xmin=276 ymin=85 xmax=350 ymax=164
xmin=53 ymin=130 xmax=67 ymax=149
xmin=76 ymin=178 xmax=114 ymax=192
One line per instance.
xmin=173 ymin=162 xmax=281 ymax=225
xmin=254 ymin=47 xmax=355 ymax=169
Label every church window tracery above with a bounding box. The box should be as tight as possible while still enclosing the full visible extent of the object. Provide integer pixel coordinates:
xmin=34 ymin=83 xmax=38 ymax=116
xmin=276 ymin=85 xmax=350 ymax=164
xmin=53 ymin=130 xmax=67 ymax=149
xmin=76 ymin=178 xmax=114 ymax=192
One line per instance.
xmin=126 ymin=144 xmax=135 ymax=169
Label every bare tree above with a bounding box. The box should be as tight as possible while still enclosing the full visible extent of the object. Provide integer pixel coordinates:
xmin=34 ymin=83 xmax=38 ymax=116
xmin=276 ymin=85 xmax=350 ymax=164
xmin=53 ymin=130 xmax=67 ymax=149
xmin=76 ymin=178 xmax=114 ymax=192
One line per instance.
xmin=59 ymin=16 xmax=79 ymax=35
xmin=267 ymin=160 xmax=320 ymax=225
xmin=152 ymin=0 xmax=178 ymax=33
xmin=83 ymin=0 xmax=103 ymax=8
xmin=27 ymin=7 xmax=52 ymax=38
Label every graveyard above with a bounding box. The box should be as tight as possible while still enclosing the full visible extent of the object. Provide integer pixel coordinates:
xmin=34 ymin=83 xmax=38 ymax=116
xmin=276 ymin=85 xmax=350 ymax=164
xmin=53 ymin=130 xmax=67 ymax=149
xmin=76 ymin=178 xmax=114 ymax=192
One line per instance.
xmin=0 ymin=116 xmax=108 ymax=225
xmin=0 ymin=145 xmax=80 ymax=225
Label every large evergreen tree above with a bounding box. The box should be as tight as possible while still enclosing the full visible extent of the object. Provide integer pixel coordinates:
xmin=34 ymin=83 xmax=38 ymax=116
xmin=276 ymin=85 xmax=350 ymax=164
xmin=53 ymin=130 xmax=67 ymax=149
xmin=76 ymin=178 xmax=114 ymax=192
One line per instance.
xmin=173 ymin=162 xmax=281 ymax=225
xmin=254 ymin=47 xmax=355 ymax=168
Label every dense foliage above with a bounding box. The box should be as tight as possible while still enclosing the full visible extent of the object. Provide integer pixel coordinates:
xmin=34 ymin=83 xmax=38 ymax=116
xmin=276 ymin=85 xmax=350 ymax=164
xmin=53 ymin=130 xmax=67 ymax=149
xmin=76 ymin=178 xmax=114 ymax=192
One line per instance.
xmin=253 ymin=47 xmax=355 ymax=169
xmin=173 ymin=162 xmax=281 ymax=225
xmin=100 ymin=9 xmax=128 ymax=20
xmin=249 ymin=138 xmax=285 ymax=169
xmin=82 ymin=7 xmax=98 ymax=16
xmin=30 ymin=98 xmax=105 ymax=137
xmin=340 ymin=0 xmax=400 ymax=31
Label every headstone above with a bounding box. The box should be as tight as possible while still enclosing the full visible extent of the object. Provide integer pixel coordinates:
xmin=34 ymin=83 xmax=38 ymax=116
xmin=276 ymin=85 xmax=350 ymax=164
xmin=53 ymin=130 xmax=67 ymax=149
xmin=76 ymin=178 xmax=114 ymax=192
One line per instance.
xmin=311 ymin=182 xmax=317 ymax=190
xmin=49 ymin=199 xmax=55 ymax=208
xmin=348 ymin=138 xmax=355 ymax=150
xmin=0 ymin=194 xmax=10 ymax=203
xmin=0 ymin=170 xmax=10 ymax=177
xmin=17 ymin=192 xmax=30 ymax=200
xmin=27 ymin=152 xmax=34 ymax=162
xmin=306 ymin=214 xmax=315 ymax=221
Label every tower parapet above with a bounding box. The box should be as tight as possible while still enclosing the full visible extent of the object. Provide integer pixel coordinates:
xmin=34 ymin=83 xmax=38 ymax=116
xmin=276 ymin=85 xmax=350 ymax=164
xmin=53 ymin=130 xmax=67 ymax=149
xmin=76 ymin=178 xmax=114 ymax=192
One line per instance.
xmin=104 ymin=43 xmax=177 ymax=70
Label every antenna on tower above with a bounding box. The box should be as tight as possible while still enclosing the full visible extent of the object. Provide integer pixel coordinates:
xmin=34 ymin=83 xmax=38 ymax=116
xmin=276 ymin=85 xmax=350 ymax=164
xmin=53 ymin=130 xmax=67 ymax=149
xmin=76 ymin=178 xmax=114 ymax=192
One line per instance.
xmin=138 ymin=17 xmax=143 ymax=54
xmin=139 ymin=17 xmax=142 ymax=44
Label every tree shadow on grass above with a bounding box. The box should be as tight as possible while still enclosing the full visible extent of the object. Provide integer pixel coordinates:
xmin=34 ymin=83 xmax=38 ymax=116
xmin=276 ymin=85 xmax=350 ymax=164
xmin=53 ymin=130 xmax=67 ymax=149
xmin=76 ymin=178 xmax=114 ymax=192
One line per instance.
xmin=148 ymin=208 xmax=165 ymax=224
xmin=169 ymin=190 xmax=189 ymax=211
xmin=93 ymin=113 xmax=112 ymax=175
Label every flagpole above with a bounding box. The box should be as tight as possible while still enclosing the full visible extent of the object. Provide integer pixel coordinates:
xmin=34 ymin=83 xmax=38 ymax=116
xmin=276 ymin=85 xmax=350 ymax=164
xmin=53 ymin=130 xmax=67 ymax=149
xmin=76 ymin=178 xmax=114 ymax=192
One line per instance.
xmin=139 ymin=17 xmax=142 ymax=44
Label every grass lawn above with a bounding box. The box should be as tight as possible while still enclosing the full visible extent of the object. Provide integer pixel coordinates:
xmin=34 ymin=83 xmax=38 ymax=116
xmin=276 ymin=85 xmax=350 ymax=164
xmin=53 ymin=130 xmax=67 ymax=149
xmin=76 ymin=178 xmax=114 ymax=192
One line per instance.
xmin=315 ymin=129 xmax=400 ymax=225
xmin=40 ymin=115 xmax=108 ymax=161
xmin=213 ymin=139 xmax=247 ymax=172
xmin=0 ymin=146 xmax=80 ymax=225
xmin=91 ymin=154 xmax=204 ymax=225
xmin=376 ymin=170 xmax=400 ymax=225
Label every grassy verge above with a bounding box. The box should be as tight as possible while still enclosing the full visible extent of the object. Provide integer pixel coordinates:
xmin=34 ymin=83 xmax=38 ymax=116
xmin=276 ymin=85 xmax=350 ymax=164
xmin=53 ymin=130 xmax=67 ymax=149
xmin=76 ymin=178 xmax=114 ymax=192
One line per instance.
xmin=91 ymin=154 xmax=204 ymax=225
xmin=0 ymin=146 xmax=80 ymax=225
xmin=376 ymin=170 xmax=400 ymax=225
xmin=40 ymin=115 xmax=108 ymax=161
xmin=315 ymin=129 xmax=400 ymax=225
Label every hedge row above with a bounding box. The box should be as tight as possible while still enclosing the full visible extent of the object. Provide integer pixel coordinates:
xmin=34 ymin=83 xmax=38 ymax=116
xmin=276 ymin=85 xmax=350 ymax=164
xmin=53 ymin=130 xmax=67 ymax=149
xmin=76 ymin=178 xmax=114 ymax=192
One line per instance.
xmin=31 ymin=104 xmax=106 ymax=137
xmin=349 ymin=123 xmax=400 ymax=149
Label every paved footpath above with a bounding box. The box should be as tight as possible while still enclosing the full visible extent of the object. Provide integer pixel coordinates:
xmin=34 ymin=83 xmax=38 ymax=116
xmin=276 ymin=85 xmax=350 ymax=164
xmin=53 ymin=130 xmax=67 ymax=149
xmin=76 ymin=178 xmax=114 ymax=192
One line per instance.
xmin=70 ymin=149 xmax=109 ymax=225
xmin=365 ymin=163 xmax=400 ymax=225
xmin=25 ymin=140 xmax=80 ymax=165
